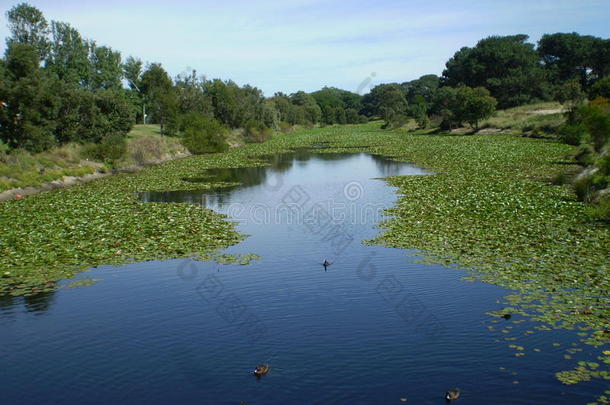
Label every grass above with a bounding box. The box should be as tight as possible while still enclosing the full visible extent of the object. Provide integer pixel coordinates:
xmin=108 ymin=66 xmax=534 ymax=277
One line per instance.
xmin=127 ymin=124 xmax=163 ymax=138
xmin=0 ymin=144 xmax=100 ymax=192
xmin=0 ymin=125 xmax=187 ymax=193
xmin=482 ymin=101 xmax=566 ymax=133
xmin=1 ymin=121 xmax=608 ymax=391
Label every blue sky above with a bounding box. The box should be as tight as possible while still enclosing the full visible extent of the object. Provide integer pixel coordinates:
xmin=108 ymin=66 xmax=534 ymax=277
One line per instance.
xmin=1 ymin=0 xmax=609 ymax=95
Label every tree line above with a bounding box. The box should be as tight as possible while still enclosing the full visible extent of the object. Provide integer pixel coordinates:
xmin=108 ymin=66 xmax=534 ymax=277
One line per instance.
xmin=1 ymin=3 xmax=609 ymax=155
xmin=0 ymin=3 xmax=371 ymax=154
xmin=363 ymin=34 xmax=610 ymax=130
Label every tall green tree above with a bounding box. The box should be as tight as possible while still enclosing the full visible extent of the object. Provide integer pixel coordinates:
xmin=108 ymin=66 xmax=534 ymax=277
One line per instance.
xmin=175 ymin=69 xmax=213 ymax=117
xmin=140 ymin=63 xmax=177 ymax=134
xmin=443 ymin=35 xmax=548 ymax=108
xmin=90 ymin=43 xmax=122 ymax=90
xmin=5 ymin=3 xmax=50 ymax=60
xmin=0 ymin=43 xmax=60 ymax=151
xmin=204 ymin=79 xmax=239 ymax=128
xmin=123 ymin=56 xmax=146 ymax=123
xmin=401 ymin=74 xmax=440 ymax=104
xmin=372 ymin=84 xmax=408 ymax=126
xmin=452 ymin=86 xmax=497 ymax=130
xmin=46 ymin=21 xmax=91 ymax=86
xmin=538 ymin=33 xmax=610 ymax=87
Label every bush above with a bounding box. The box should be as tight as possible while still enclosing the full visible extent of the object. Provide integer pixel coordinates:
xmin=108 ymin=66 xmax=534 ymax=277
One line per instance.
xmin=180 ymin=114 xmax=228 ymax=154
xmin=83 ymin=133 xmax=127 ymax=164
xmin=574 ymin=144 xmax=596 ymax=166
xmin=573 ymin=169 xmax=607 ymax=202
xmin=558 ymin=124 xmax=587 ymax=145
xmin=382 ymin=114 xmax=409 ymax=129
xmin=588 ymin=193 xmax=610 ymax=221
xmin=597 ymin=153 xmax=610 ymax=176
xmin=279 ymin=121 xmax=293 ymax=134
xmin=243 ymin=119 xmax=271 ymax=143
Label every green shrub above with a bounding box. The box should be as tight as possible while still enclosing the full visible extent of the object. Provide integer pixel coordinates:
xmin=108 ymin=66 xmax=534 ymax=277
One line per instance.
xmin=588 ymin=193 xmax=610 ymax=221
xmin=573 ymin=169 xmax=607 ymax=202
xmin=558 ymin=124 xmax=587 ymax=146
xmin=180 ymin=114 xmax=228 ymax=154
xmin=0 ymin=140 xmax=9 ymax=154
xmin=574 ymin=144 xmax=596 ymax=166
xmin=597 ymin=154 xmax=610 ymax=176
xmin=83 ymin=133 xmax=127 ymax=164
xmin=382 ymin=114 xmax=409 ymax=129
xmin=243 ymin=119 xmax=271 ymax=143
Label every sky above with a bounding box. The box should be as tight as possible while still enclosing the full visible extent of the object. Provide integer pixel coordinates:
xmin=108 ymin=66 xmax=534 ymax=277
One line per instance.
xmin=0 ymin=0 xmax=609 ymax=96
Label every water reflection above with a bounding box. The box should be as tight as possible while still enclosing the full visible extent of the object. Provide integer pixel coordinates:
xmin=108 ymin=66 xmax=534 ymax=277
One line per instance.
xmin=0 ymin=290 xmax=57 ymax=316
xmin=139 ymin=150 xmax=429 ymax=210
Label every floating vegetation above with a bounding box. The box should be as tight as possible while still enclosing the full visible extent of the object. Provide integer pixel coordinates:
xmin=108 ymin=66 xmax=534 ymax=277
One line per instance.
xmin=199 ymin=253 xmax=262 ymax=265
xmin=65 ymin=278 xmax=101 ymax=289
xmin=1 ymin=121 xmax=608 ymax=393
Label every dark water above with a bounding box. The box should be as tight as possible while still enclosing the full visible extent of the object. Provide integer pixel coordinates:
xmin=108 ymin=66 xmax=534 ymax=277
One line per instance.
xmin=1 ymin=150 xmax=605 ymax=404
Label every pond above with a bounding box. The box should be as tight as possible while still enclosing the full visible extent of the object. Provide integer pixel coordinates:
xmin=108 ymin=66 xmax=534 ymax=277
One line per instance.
xmin=0 ymin=150 xmax=604 ymax=404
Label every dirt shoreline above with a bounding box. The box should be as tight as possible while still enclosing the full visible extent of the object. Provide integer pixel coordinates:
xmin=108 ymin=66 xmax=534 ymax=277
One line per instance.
xmin=0 ymin=152 xmax=190 ymax=202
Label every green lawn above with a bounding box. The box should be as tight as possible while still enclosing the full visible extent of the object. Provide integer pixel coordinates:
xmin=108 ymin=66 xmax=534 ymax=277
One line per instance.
xmin=127 ymin=124 xmax=163 ymax=138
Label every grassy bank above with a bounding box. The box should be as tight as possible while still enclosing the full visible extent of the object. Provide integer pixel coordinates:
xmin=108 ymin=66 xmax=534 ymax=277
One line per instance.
xmin=1 ymin=122 xmax=609 ymax=390
xmin=0 ymin=125 xmax=186 ymax=194
xmin=481 ymin=101 xmax=566 ymax=134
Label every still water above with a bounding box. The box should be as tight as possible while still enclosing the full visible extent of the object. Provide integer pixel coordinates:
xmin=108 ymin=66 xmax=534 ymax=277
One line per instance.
xmin=1 ymin=150 xmax=604 ymax=404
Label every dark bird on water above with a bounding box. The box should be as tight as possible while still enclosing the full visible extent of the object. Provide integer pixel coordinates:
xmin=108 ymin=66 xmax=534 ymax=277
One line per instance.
xmin=323 ymin=259 xmax=332 ymax=267
xmin=253 ymin=364 xmax=269 ymax=377
xmin=445 ymin=388 xmax=460 ymax=401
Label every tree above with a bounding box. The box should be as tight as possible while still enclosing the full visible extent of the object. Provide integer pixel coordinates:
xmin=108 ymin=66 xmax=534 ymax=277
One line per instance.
xmin=90 ymin=43 xmax=122 ymax=90
xmin=443 ymin=35 xmax=548 ymax=108
xmin=321 ymin=105 xmax=336 ymax=124
xmin=452 ymin=86 xmax=497 ymax=130
xmin=290 ymin=91 xmax=321 ymax=124
xmin=361 ymin=83 xmax=404 ymax=117
xmin=590 ymin=76 xmax=610 ymax=99
xmin=430 ymin=86 xmax=458 ymax=129
xmin=311 ymin=87 xmax=362 ymax=115
xmin=180 ymin=114 xmax=228 ymax=154
xmin=54 ymin=83 xmax=99 ymax=143
xmin=0 ymin=43 xmax=60 ymax=151
xmin=408 ymin=95 xmax=429 ymax=128
xmin=376 ymin=84 xmax=408 ymax=127
xmin=204 ymin=79 xmax=238 ymax=127
xmin=5 ymin=3 xmax=50 ymax=60
xmin=577 ymin=103 xmax=610 ymax=153
xmin=401 ymin=74 xmax=440 ymax=104
xmin=174 ymin=69 xmax=213 ymax=117
xmin=140 ymin=63 xmax=177 ymax=134
xmin=123 ymin=56 xmax=145 ymax=123
xmin=46 ymin=21 xmax=91 ymax=86
xmin=555 ymin=80 xmax=586 ymax=119
xmin=335 ymin=106 xmax=347 ymax=124
xmin=538 ymin=33 xmax=610 ymax=87
xmin=345 ymin=108 xmax=359 ymax=124
xmin=234 ymin=84 xmax=265 ymax=128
